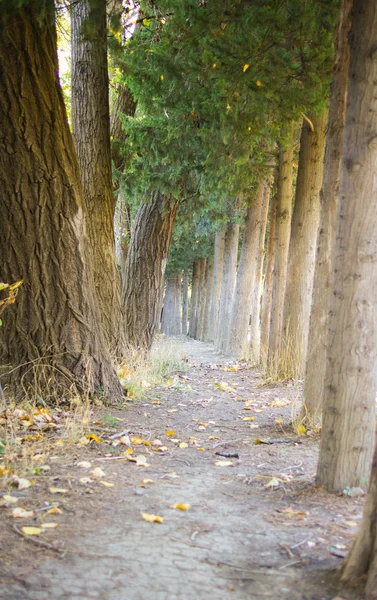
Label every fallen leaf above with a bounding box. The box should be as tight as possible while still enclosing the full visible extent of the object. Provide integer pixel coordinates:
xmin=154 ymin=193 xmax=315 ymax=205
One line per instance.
xmin=276 ymin=419 xmax=284 ymax=424
xmin=170 ymin=503 xmax=190 ymax=511
xmin=141 ymin=512 xmax=164 ymax=523
xmin=86 ymin=433 xmax=102 ymax=443
xmin=298 ymin=425 xmax=306 ymax=435
xmin=152 ymin=439 xmax=163 ymax=446
xmin=131 ymin=436 xmax=143 ymax=445
xmin=41 ymin=522 xmax=59 ymax=529
xmin=21 ymin=526 xmax=41 ymax=536
xmin=135 ymin=455 xmax=149 ymax=467
xmin=124 ymin=448 xmax=133 ymax=455
xmin=265 ymin=478 xmax=281 ymax=488
xmin=166 ymin=429 xmax=175 ymax=437
xmin=99 ymin=481 xmax=115 ymax=487
xmin=243 ymin=416 xmax=254 ymax=421
xmin=2 ymin=495 xmax=18 ymax=504
xmin=90 ymin=468 xmax=106 ymax=478
xmin=79 ymin=477 xmax=93 ymax=484
xmin=15 ymin=477 xmax=31 ymax=490
xmin=345 ymin=521 xmax=357 ymax=527
xmin=142 ymin=479 xmax=154 ymax=484
xmin=77 ymin=461 xmax=91 ymax=468
xmin=77 ymin=436 xmax=90 ymax=447
xmin=47 ymin=507 xmax=63 ymax=515
xmin=12 ymin=508 xmax=34 ymax=518
xmin=208 ymin=436 xmax=220 ymax=440
xmin=179 ymin=442 xmax=188 ymax=449
xmin=49 ymin=486 xmax=68 ymax=494
xmin=197 ymin=447 xmax=205 ymax=451
xmin=215 ymin=460 xmax=233 ymax=467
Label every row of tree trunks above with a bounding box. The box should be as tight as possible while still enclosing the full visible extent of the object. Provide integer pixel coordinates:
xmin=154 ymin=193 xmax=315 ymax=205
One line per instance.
xmin=188 ymin=259 xmax=202 ymax=339
xmin=303 ymin=0 xmax=353 ymax=425
xmin=122 ymin=192 xmax=179 ymax=352
xmin=202 ymin=260 xmax=214 ymax=342
xmin=281 ymin=109 xmax=328 ymax=378
xmin=226 ymin=182 xmax=267 ymax=357
xmin=161 ymin=274 xmax=182 ymax=336
xmin=215 ymin=222 xmax=240 ymax=353
xmin=249 ymin=177 xmax=272 ymax=363
xmin=71 ymin=0 xmax=123 ymax=354
xmin=0 ymin=1 xmax=122 ymax=400
xmin=194 ymin=258 xmax=207 ymax=340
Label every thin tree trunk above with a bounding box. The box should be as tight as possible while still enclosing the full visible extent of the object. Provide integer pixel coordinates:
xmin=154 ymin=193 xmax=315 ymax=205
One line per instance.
xmin=188 ymin=260 xmax=201 ymax=338
xmin=71 ymin=0 xmax=123 ymax=353
xmin=250 ymin=178 xmax=272 ymax=363
xmin=0 ymin=2 xmax=121 ymax=400
xmin=161 ymin=278 xmax=173 ymax=335
xmin=216 ymin=222 xmax=240 ymax=353
xmin=182 ymin=270 xmax=189 ymax=335
xmin=172 ymin=273 xmax=182 ymax=335
xmin=316 ymin=0 xmax=377 ymax=493
xmin=208 ymin=231 xmax=225 ymax=343
xmin=122 ymin=192 xmax=179 ymax=351
xmin=281 ymin=110 xmax=328 ymax=379
xmin=261 ymin=185 xmax=278 ymax=366
xmin=267 ymin=131 xmax=295 ymax=374
xmin=226 ymin=182 xmax=266 ymax=357
xmin=303 ymin=0 xmax=353 ymax=425
xmin=202 ymin=260 xmax=214 ymax=342
xmin=195 ymin=258 xmax=207 ymax=340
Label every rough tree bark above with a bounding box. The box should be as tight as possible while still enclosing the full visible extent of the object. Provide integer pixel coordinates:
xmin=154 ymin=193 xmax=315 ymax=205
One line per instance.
xmin=303 ymin=0 xmax=353 ymax=424
xmin=181 ymin=270 xmax=189 ymax=336
xmin=172 ymin=273 xmax=182 ymax=336
xmin=267 ymin=132 xmax=295 ymax=373
xmin=226 ymin=181 xmax=267 ymax=357
xmin=316 ymin=0 xmax=377 ymax=493
xmin=122 ymin=192 xmax=179 ymax=351
xmin=208 ymin=231 xmax=225 ymax=343
xmin=260 ymin=185 xmax=278 ymax=366
xmin=0 ymin=2 xmax=121 ymax=400
xmin=195 ymin=258 xmax=207 ymax=340
xmin=202 ymin=260 xmax=214 ymax=342
xmin=249 ymin=177 xmax=272 ymax=363
xmin=188 ymin=260 xmax=202 ymax=338
xmin=281 ymin=110 xmax=328 ymax=378
xmin=216 ymin=222 xmax=240 ymax=354
xmin=71 ymin=0 xmax=123 ymax=353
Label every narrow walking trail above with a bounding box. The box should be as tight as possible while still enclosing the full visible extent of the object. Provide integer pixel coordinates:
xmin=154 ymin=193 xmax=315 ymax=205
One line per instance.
xmin=0 ymin=339 xmax=364 ymax=600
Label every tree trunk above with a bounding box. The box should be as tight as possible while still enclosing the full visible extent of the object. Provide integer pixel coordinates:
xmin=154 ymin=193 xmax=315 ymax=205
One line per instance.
xmin=188 ymin=260 xmax=201 ymax=338
xmin=208 ymin=231 xmax=225 ymax=343
xmin=261 ymin=185 xmax=278 ymax=366
xmin=303 ymin=0 xmax=353 ymax=425
xmin=111 ymin=84 xmax=137 ymax=273
xmin=202 ymin=260 xmax=214 ymax=342
xmin=267 ymin=132 xmax=295 ymax=374
xmin=342 ymin=441 xmax=377 ymax=597
xmin=226 ymin=181 xmax=266 ymax=357
xmin=216 ymin=222 xmax=240 ymax=354
xmin=195 ymin=258 xmax=207 ymax=340
xmin=172 ymin=273 xmax=182 ymax=335
xmin=316 ymin=0 xmax=377 ymax=493
xmin=249 ymin=178 xmax=272 ymax=363
xmin=71 ymin=0 xmax=123 ymax=353
xmin=182 ymin=270 xmax=189 ymax=336
xmin=161 ymin=278 xmax=173 ymax=335
xmin=281 ymin=110 xmax=328 ymax=379
xmin=122 ymin=192 xmax=179 ymax=351
xmin=0 ymin=2 xmax=121 ymax=400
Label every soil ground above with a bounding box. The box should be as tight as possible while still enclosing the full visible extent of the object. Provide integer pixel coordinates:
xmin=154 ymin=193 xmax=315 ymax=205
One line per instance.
xmin=0 ymin=338 xmax=365 ymax=600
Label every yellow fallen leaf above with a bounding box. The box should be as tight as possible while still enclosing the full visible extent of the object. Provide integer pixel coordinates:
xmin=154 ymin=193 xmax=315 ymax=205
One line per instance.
xmin=131 ymin=436 xmax=143 ymax=445
xmin=170 ymin=503 xmax=190 ymax=511
xmin=243 ymin=64 xmax=250 ymax=72
xmin=79 ymin=477 xmax=93 ymax=484
xmin=22 ymin=527 xmax=42 ymax=536
xmin=197 ymin=447 xmax=205 ymax=451
xmin=47 ymin=507 xmax=63 ymax=515
xmin=143 ymin=440 xmax=152 ymax=447
xmin=142 ymin=479 xmax=154 ymax=484
xmin=276 ymin=419 xmax=284 ymax=424
xmin=243 ymin=416 xmax=254 ymax=421
xmin=77 ymin=461 xmax=91 ymax=468
xmin=256 ymin=80 xmax=263 ymax=86
xmin=142 ymin=512 xmax=164 ymax=524
xmin=12 ymin=508 xmax=34 ymax=518
xmin=77 ymin=436 xmax=90 ymax=447
xmin=55 ymin=439 xmax=64 ymax=446
xmin=166 ymin=429 xmax=175 ymax=437
xmin=86 ymin=433 xmax=102 ymax=443
xmin=179 ymin=442 xmax=188 ymax=449
xmin=167 ymin=409 xmax=177 ymax=413
xmin=208 ymin=436 xmax=220 ymax=440
xmin=49 ymin=486 xmax=68 ymax=494
xmin=265 ymin=477 xmax=281 ymax=488
xmin=90 ymin=468 xmax=106 ymax=478
xmin=151 ymin=401 xmax=160 ymax=405
xmin=3 ymin=495 xmax=18 ymax=504
xmin=298 ymin=425 xmax=306 ymax=435
xmin=135 ymin=455 xmax=149 ymax=467
xmin=215 ymin=460 xmax=233 ymax=467
xmin=99 ymin=481 xmax=114 ymax=487
xmin=41 ymin=522 xmax=59 ymax=528
xmin=124 ymin=448 xmax=133 ymax=455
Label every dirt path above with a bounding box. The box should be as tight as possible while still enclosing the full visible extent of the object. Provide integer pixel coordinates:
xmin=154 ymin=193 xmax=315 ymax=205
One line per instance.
xmin=0 ymin=339 xmax=364 ymax=600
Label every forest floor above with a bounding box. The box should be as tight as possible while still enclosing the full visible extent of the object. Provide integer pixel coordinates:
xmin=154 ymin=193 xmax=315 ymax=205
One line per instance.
xmin=0 ymin=338 xmax=366 ymax=600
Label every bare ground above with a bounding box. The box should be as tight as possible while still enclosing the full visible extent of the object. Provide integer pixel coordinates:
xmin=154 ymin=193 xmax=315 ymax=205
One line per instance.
xmin=0 ymin=338 xmax=365 ymax=600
